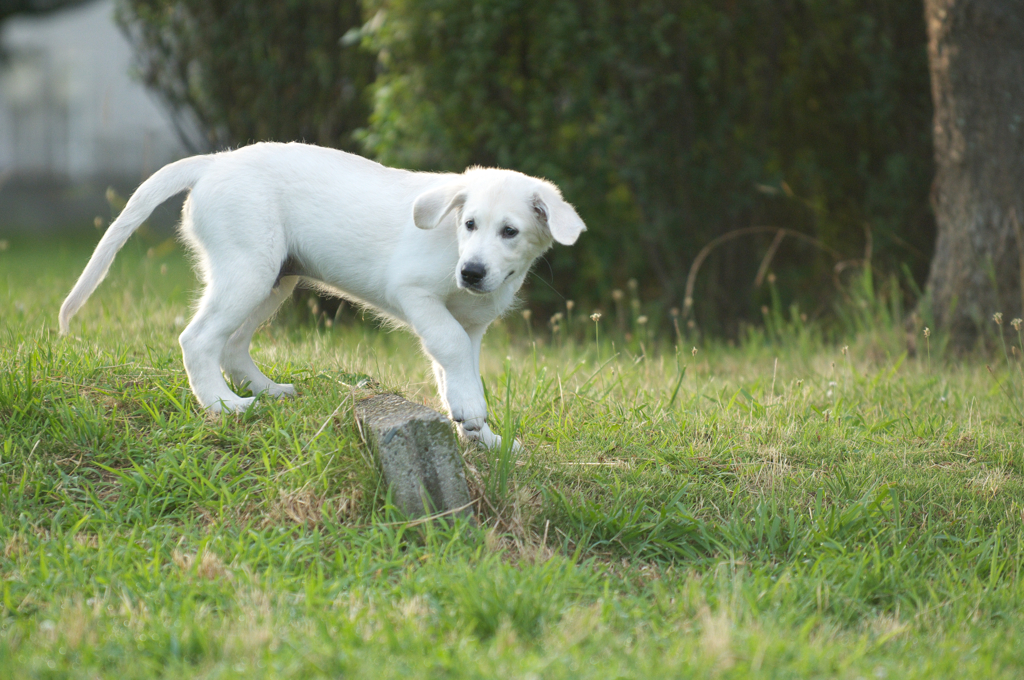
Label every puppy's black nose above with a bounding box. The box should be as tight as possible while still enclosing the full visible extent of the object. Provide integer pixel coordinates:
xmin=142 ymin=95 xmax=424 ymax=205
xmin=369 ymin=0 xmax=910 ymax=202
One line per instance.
xmin=461 ymin=262 xmax=487 ymax=286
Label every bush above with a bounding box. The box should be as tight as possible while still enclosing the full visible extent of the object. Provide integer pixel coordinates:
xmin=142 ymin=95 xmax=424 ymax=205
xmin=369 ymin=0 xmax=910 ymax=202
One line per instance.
xmin=117 ymin=0 xmax=934 ymax=334
xmin=116 ymin=0 xmax=374 ymax=152
xmin=361 ymin=0 xmax=934 ymax=331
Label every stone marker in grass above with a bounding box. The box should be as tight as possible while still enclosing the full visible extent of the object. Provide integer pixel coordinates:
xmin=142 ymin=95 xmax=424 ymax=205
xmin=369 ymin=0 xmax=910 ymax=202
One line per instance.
xmin=354 ymin=393 xmax=473 ymax=521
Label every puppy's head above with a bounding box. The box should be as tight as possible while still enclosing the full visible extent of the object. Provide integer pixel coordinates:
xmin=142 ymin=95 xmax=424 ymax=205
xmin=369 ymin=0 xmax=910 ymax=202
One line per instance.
xmin=412 ymin=169 xmax=586 ymax=294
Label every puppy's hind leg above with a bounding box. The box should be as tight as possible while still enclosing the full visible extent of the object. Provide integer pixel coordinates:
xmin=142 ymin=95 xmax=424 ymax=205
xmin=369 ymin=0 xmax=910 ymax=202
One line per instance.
xmin=221 ymin=275 xmax=299 ymax=398
xmin=179 ymin=263 xmax=278 ymax=413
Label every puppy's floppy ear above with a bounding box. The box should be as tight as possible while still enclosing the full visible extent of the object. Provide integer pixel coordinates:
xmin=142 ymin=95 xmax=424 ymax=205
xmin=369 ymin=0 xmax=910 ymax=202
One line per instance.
xmin=413 ymin=183 xmax=467 ymax=230
xmin=531 ymin=184 xmax=587 ymax=245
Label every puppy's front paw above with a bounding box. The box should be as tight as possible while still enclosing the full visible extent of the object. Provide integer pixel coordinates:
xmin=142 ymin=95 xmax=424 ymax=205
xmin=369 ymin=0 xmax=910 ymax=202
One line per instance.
xmin=446 ymin=389 xmax=488 ymax=434
xmin=457 ymin=421 xmax=493 ymax=445
xmin=263 ymin=382 xmax=296 ymax=398
xmin=205 ymin=395 xmax=256 ymax=414
xmin=457 ymin=422 xmax=523 ymax=453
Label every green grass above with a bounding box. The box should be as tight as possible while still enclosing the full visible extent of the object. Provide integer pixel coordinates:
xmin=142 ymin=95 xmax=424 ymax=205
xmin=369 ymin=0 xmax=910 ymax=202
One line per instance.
xmin=3 ymin=236 xmax=1024 ymax=678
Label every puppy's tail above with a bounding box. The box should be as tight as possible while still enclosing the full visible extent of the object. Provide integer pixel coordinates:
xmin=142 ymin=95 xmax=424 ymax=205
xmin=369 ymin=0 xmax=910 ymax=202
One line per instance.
xmin=59 ymin=155 xmax=214 ymax=335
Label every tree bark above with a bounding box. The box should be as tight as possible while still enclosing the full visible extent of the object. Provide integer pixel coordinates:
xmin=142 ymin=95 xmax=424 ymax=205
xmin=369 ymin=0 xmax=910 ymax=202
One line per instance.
xmin=923 ymin=0 xmax=1024 ymax=348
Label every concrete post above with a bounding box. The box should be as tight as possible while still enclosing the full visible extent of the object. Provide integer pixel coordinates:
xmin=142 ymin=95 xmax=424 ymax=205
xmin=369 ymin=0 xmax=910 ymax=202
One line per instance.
xmin=354 ymin=393 xmax=473 ymax=521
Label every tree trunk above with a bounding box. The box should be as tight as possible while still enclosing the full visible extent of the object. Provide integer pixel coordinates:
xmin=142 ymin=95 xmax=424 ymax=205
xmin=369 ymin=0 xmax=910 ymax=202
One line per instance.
xmin=923 ymin=0 xmax=1024 ymax=348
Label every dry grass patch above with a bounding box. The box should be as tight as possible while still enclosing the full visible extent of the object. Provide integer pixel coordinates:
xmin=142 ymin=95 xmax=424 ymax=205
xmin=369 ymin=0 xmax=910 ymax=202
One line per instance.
xmin=698 ymin=606 xmax=735 ymax=671
xmin=3 ymin=534 xmax=28 ymax=560
xmin=740 ymin=445 xmax=794 ymax=495
xmin=971 ymin=467 xmax=1010 ymax=495
xmin=173 ymin=548 xmax=229 ymax=580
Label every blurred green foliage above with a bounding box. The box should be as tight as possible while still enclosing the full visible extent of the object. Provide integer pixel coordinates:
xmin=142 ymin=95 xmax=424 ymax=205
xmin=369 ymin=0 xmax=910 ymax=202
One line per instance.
xmin=116 ymin=0 xmax=934 ymax=334
xmin=115 ymin=0 xmax=374 ymax=153
xmin=360 ymin=0 xmax=934 ymax=331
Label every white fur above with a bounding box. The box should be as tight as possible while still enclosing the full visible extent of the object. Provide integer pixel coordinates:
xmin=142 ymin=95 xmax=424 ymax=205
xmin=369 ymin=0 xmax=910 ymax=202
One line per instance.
xmin=59 ymin=142 xmax=585 ymax=449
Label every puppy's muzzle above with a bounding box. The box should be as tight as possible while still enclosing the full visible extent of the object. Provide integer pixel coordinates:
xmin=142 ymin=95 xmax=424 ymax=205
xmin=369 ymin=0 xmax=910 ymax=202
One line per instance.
xmin=460 ymin=261 xmax=487 ymax=289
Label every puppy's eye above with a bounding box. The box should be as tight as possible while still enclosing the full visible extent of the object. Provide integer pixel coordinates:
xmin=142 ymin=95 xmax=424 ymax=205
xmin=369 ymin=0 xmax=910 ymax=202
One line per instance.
xmin=501 ymin=226 xmax=519 ymax=238
xmin=465 ymin=219 xmax=476 ymax=231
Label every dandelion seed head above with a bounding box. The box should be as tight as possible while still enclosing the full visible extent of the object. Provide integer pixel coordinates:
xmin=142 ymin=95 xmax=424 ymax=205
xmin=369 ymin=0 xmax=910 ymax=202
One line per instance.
xmin=590 ymin=311 xmax=602 ymax=322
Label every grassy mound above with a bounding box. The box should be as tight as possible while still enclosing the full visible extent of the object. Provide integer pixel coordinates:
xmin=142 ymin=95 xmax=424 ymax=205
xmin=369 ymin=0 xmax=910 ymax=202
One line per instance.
xmin=2 ymin=237 xmax=1023 ymax=677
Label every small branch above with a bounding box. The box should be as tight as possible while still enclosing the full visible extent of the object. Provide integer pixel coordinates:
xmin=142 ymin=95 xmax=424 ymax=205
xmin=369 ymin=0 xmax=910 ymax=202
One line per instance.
xmin=371 ymin=501 xmax=477 ymax=528
xmin=753 ymin=229 xmax=787 ymax=287
xmin=302 ymin=393 xmax=352 ymax=452
xmin=682 ymin=226 xmax=844 ymax=320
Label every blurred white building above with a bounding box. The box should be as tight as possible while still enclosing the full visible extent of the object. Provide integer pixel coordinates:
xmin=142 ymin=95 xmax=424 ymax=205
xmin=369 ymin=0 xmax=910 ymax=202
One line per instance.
xmin=0 ymin=0 xmax=186 ymax=218
xmin=0 ymin=0 xmax=186 ymax=179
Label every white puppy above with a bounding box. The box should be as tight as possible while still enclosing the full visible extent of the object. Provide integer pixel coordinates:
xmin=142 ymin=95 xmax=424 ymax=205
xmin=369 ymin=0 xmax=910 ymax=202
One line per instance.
xmin=59 ymin=142 xmax=585 ymax=449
